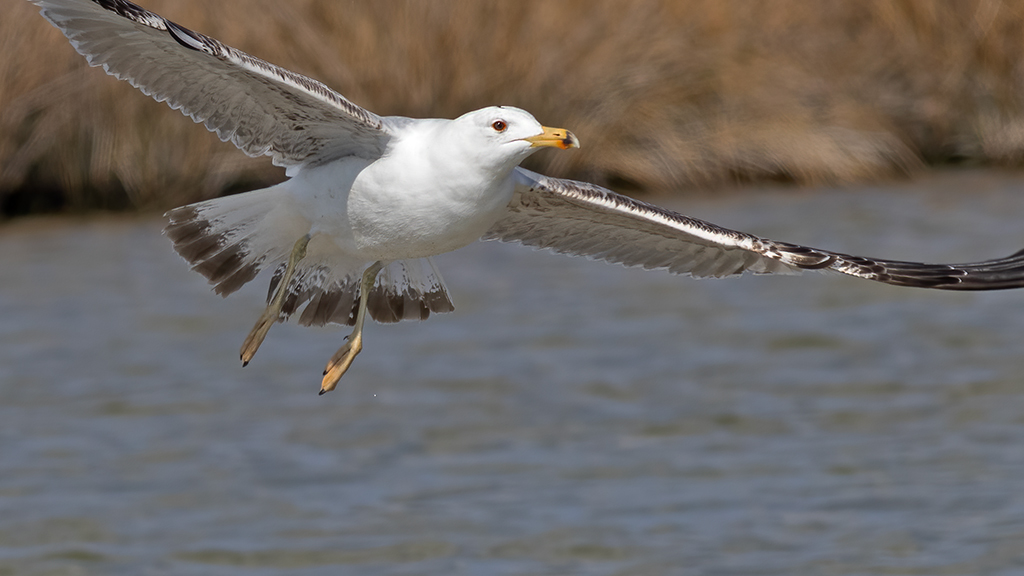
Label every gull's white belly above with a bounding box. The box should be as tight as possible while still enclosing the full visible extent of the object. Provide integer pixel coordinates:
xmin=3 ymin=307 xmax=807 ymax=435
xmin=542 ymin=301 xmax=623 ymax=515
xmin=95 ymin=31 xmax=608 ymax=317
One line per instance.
xmin=289 ymin=157 xmax=514 ymax=262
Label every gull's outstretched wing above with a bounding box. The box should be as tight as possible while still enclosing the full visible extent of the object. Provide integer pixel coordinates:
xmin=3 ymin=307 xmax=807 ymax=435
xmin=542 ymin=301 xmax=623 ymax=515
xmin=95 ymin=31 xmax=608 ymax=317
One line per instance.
xmin=31 ymin=0 xmax=390 ymax=167
xmin=485 ymin=168 xmax=1024 ymax=290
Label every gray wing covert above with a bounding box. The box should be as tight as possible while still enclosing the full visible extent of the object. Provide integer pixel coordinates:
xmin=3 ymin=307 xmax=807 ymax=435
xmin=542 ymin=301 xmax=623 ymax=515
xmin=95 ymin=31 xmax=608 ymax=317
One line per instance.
xmin=33 ymin=0 xmax=391 ymax=167
xmin=485 ymin=168 xmax=816 ymax=278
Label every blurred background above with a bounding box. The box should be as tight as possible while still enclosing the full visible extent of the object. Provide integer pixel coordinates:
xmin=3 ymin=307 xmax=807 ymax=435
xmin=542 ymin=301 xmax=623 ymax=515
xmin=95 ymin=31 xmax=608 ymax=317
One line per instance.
xmin=4 ymin=2 xmax=1024 ymax=575
xmin=5 ymin=0 xmax=1024 ymax=214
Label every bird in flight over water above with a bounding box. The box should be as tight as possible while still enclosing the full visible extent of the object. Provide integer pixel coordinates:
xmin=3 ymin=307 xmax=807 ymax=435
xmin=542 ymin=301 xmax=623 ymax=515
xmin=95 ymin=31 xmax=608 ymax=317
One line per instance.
xmin=30 ymin=0 xmax=1024 ymax=394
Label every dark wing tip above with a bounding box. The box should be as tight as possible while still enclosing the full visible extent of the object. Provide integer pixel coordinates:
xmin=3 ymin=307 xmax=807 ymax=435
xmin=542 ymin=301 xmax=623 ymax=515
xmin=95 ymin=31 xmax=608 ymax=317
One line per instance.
xmin=830 ymin=248 xmax=1024 ymax=290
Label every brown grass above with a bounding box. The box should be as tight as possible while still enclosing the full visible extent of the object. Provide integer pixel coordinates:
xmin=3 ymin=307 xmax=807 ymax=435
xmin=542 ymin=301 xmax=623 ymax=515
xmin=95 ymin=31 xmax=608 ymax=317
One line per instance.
xmin=4 ymin=0 xmax=1024 ymax=214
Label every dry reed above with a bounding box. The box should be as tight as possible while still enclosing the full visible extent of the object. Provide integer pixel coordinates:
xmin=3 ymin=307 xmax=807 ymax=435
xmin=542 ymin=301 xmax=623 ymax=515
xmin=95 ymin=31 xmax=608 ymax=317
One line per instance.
xmin=4 ymin=0 xmax=1024 ymax=215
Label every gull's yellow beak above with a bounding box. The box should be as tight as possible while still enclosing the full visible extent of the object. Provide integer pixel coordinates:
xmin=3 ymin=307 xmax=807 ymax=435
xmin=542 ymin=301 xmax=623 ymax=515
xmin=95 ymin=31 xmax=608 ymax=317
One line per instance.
xmin=523 ymin=126 xmax=580 ymax=150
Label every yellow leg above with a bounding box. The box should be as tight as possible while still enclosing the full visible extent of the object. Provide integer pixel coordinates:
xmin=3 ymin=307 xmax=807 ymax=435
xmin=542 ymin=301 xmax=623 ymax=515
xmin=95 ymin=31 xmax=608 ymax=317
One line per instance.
xmin=320 ymin=261 xmax=384 ymax=395
xmin=239 ymin=234 xmax=311 ymax=366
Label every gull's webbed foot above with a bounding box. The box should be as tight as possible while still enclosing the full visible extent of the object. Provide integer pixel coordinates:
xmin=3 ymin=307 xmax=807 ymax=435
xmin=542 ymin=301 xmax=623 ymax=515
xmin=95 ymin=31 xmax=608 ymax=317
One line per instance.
xmin=320 ymin=333 xmax=363 ymax=395
xmin=238 ymin=234 xmax=310 ymax=366
xmin=240 ymin=311 xmax=276 ymax=367
xmin=317 ymin=260 xmax=383 ymax=395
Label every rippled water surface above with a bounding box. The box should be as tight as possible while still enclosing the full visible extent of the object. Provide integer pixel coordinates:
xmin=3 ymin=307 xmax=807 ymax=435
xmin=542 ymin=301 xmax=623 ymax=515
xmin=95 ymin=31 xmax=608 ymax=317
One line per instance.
xmin=3 ymin=171 xmax=1024 ymax=575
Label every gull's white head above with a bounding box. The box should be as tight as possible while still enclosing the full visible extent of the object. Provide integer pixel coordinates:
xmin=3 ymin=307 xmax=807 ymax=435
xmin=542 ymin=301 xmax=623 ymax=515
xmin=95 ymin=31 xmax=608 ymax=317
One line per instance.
xmin=449 ymin=106 xmax=580 ymax=174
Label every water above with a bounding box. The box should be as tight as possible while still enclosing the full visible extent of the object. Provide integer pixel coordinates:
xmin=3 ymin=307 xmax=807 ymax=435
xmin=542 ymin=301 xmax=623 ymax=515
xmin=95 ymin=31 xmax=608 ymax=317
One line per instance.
xmin=2 ymin=170 xmax=1024 ymax=575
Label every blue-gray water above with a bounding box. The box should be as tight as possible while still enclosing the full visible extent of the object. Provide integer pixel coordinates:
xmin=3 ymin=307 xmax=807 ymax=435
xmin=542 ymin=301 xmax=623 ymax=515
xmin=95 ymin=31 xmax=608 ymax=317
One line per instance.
xmin=2 ymin=170 xmax=1024 ymax=575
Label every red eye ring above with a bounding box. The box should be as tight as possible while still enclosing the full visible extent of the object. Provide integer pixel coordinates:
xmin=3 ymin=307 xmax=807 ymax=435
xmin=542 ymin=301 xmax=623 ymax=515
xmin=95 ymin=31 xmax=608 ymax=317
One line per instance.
xmin=492 ymin=120 xmax=507 ymax=132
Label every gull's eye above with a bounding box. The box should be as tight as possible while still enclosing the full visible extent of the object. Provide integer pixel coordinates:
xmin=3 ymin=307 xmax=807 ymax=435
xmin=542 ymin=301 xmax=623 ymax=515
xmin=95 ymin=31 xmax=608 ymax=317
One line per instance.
xmin=491 ymin=120 xmax=508 ymax=132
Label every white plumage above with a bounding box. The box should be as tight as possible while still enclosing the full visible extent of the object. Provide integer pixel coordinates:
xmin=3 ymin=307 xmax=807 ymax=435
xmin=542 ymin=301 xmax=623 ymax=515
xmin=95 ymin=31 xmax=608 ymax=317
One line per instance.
xmin=30 ymin=0 xmax=1024 ymax=393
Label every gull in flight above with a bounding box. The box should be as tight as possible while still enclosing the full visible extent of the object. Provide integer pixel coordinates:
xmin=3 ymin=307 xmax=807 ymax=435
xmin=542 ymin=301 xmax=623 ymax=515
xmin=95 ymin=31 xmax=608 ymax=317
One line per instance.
xmin=32 ymin=0 xmax=1024 ymax=394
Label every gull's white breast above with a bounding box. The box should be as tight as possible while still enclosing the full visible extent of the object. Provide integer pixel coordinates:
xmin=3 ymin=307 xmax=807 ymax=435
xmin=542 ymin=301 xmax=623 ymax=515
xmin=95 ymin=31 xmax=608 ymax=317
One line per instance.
xmin=289 ymin=119 xmax=516 ymax=262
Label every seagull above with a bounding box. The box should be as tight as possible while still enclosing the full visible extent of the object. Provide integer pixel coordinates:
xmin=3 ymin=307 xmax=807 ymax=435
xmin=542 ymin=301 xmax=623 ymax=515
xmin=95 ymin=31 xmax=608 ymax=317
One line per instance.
xmin=32 ymin=0 xmax=1024 ymax=394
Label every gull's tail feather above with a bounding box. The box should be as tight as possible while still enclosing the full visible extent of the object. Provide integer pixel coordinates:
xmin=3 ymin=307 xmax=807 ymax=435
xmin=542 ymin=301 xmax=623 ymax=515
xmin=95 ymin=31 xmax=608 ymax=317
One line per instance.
xmin=270 ymin=257 xmax=455 ymax=327
xmin=369 ymin=258 xmax=456 ymax=323
xmin=164 ymin=183 xmax=311 ymax=297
